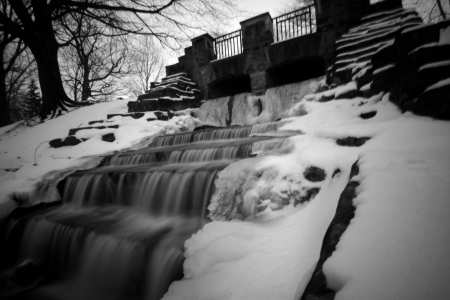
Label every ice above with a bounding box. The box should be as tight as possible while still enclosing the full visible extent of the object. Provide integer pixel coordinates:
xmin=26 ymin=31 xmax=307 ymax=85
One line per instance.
xmin=260 ymin=78 xmax=322 ymax=122
xmin=196 ymin=96 xmax=230 ymax=127
xmin=197 ymin=78 xmax=322 ymax=126
xmin=251 ymin=138 xmax=289 ymax=155
xmin=230 ymin=93 xmax=260 ymax=126
xmin=250 ymin=121 xmax=302 ymax=137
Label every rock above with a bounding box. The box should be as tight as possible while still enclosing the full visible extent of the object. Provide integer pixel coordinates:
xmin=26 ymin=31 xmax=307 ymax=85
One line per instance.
xmin=318 ymin=94 xmax=335 ymax=102
xmin=106 ymin=113 xmax=144 ymax=119
xmin=62 ymin=136 xmax=82 ymax=146
xmin=154 ymin=111 xmax=169 ymax=120
xmin=303 ymin=167 xmax=326 ymax=182
xmin=49 ymin=138 xmax=63 ymax=148
xmin=102 ymin=133 xmax=115 ymax=143
xmin=9 ymin=259 xmax=41 ymax=286
xmin=295 ymin=187 xmax=321 ymax=206
xmin=414 ymin=84 xmax=450 ymax=119
xmin=360 ymin=111 xmax=377 ymax=119
xmin=305 ymin=294 xmax=335 ymax=300
xmin=68 ymin=125 xmax=119 ymax=136
xmin=336 ymin=136 xmax=370 ymax=147
xmin=88 ymin=120 xmax=104 ymax=125
xmin=335 ymin=89 xmax=358 ymax=100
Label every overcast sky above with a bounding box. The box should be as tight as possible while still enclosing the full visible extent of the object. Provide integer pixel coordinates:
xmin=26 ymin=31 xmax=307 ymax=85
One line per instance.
xmin=239 ymin=0 xmax=291 ymax=17
xmin=166 ymin=0 xmax=292 ymax=66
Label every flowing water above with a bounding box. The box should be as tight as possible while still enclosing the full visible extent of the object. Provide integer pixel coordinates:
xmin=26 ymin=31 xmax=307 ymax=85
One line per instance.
xmin=0 ymin=126 xmax=259 ymax=300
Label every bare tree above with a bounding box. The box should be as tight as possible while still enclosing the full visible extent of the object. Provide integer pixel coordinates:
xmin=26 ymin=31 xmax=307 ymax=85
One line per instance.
xmin=59 ymin=13 xmax=130 ymax=102
xmin=127 ymin=35 xmax=165 ymax=96
xmin=0 ymin=34 xmax=35 ymax=126
xmin=0 ymin=0 xmax=238 ymax=118
xmin=403 ymin=0 xmax=449 ymax=23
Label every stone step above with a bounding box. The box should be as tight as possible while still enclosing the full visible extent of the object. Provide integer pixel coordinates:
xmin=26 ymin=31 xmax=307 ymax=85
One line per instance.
xmin=106 ymin=112 xmax=145 ymax=119
xmin=414 ymin=81 xmax=450 ymax=119
xmin=68 ymin=125 xmax=119 ymax=136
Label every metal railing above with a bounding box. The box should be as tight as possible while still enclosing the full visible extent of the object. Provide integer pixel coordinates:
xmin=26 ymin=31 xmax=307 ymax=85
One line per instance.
xmin=214 ymin=29 xmax=243 ymax=60
xmin=273 ymin=5 xmax=316 ymax=42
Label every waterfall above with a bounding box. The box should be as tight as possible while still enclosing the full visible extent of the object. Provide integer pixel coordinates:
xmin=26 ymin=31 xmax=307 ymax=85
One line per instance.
xmin=2 ymin=125 xmax=262 ymax=300
xmin=149 ymin=126 xmax=252 ymax=147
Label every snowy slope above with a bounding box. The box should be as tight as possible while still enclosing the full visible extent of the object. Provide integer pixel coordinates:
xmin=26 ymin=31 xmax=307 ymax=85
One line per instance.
xmin=0 ymin=99 xmax=196 ymax=216
xmin=163 ymin=93 xmax=450 ymax=300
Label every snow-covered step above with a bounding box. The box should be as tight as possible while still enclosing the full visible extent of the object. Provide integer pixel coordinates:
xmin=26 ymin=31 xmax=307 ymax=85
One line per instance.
xmin=348 ymin=7 xmax=408 ymax=33
xmin=68 ymin=125 xmax=119 ymax=136
xmin=103 ymin=137 xmax=266 ymax=165
xmin=415 ymin=77 xmax=450 ymax=118
xmin=106 ymin=112 xmax=145 ymax=119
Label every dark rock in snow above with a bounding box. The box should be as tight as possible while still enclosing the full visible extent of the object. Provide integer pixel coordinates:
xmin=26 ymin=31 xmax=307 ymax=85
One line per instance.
xmin=295 ymin=187 xmax=321 ymax=206
xmin=68 ymin=125 xmax=119 ymax=136
xmin=102 ymin=133 xmax=115 ymax=143
xmin=335 ymin=89 xmax=358 ymax=100
xmin=360 ymin=111 xmax=377 ymax=119
xmin=49 ymin=138 xmax=63 ymax=148
xmin=304 ymin=167 xmax=326 ymax=182
xmin=62 ymin=136 xmax=82 ymax=146
xmin=318 ymin=94 xmax=335 ymax=102
xmin=106 ymin=113 xmax=144 ymax=120
xmin=154 ymin=111 xmax=169 ymax=120
xmin=194 ymin=125 xmax=221 ymax=131
xmin=301 ymin=161 xmax=360 ymax=300
xmin=88 ymin=120 xmax=104 ymax=125
xmin=336 ymin=137 xmax=370 ymax=147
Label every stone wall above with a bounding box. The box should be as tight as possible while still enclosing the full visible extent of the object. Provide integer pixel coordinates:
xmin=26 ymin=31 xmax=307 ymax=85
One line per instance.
xmin=164 ymin=0 xmax=403 ymax=102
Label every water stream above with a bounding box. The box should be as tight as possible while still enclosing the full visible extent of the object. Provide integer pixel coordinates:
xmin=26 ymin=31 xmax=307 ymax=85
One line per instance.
xmin=1 ymin=126 xmax=258 ymax=300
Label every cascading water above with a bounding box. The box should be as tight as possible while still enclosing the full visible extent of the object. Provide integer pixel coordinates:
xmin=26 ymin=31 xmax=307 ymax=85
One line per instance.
xmin=0 ymin=126 xmax=259 ymax=300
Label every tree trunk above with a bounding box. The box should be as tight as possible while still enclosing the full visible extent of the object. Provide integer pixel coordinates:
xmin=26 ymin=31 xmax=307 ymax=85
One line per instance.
xmin=0 ymin=51 xmax=11 ymax=127
xmin=81 ymin=63 xmax=91 ymax=101
xmin=0 ymin=74 xmax=11 ymax=127
xmin=17 ymin=2 xmax=89 ymax=118
xmin=30 ymin=41 xmax=72 ymax=117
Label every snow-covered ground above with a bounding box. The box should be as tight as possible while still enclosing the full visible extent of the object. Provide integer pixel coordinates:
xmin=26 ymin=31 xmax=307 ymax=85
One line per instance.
xmin=0 ymin=99 xmax=196 ymax=217
xmin=164 ymin=93 xmax=450 ymax=300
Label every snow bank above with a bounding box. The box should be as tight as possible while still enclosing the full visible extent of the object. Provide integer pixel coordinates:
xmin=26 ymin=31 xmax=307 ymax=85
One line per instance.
xmin=165 ymin=91 xmax=450 ymax=300
xmin=0 ymin=100 xmax=196 ymax=213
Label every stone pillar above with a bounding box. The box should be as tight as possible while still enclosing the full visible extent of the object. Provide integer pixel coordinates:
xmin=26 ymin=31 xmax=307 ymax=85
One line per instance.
xmin=240 ymin=13 xmax=274 ymax=95
xmin=191 ymin=34 xmax=217 ymax=98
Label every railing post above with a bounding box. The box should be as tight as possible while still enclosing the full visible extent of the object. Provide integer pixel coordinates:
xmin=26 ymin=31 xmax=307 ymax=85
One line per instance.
xmin=239 ymin=13 xmax=274 ymax=96
xmin=309 ymin=6 xmax=312 ymax=33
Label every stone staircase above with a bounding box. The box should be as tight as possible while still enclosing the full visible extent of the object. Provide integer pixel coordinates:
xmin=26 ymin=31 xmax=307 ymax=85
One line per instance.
xmin=327 ymin=5 xmax=450 ymax=119
xmin=127 ymin=73 xmax=202 ymax=113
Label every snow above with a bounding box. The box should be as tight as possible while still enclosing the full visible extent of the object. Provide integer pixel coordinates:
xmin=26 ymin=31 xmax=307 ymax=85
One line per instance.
xmin=164 ymin=89 xmax=450 ymax=300
xmin=360 ymin=82 xmax=372 ymax=91
xmin=0 ymin=99 xmax=197 ymax=212
xmin=360 ymin=7 xmax=404 ymax=21
xmin=440 ymin=25 xmax=450 ymax=44
xmin=373 ymin=63 xmax=395 ymax=74
xmin=419 ymin=60 xmax=450 ymax=71
xmin=424 ymin=77 xmax=450 ymax=92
